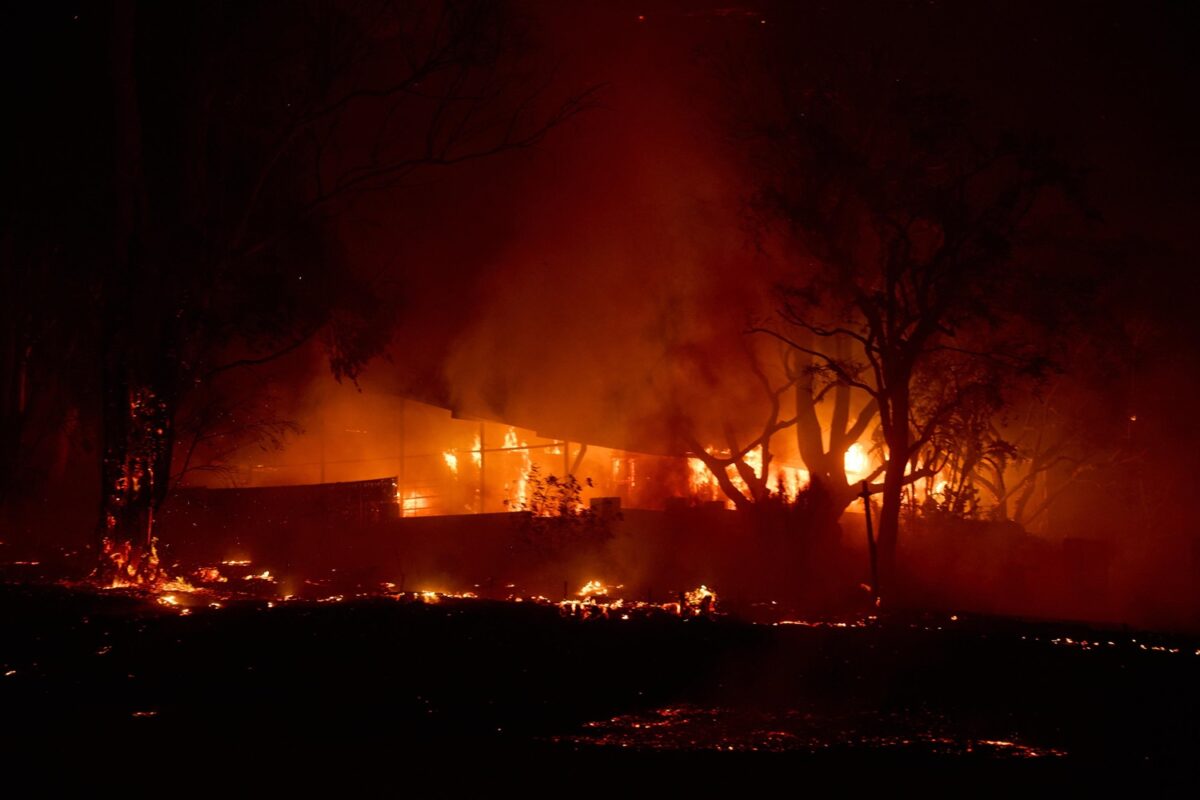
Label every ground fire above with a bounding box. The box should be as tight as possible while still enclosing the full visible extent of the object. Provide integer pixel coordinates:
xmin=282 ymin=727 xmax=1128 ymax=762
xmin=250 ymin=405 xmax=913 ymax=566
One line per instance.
xmin=4 ymin=0 xmax=1200 ymax=768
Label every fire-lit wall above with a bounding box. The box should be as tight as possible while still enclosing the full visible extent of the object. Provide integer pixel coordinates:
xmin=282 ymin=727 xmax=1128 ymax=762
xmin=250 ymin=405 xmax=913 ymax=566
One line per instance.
xmin=178 ymin=391 xmax=716 ymax=514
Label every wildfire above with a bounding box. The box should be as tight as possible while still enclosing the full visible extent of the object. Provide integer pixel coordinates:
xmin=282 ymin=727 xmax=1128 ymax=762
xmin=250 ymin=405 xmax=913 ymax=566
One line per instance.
xmin=503 ymin=426 xmax=532 ymax=510
xmin=844 ymin=443 xmax=870 ymax=479
xmin=687 ymin=446 xmax=810 ymax=505
xmin=558 ymin=581 xmax=720 ymax=620
xmin=160 ymin=576 xmax=199 ymax=592
xmin=577 ymin=579 xmax=616 ymax=599
xmin=683 ymin=584 xmax=717 ymax=614
xmin=687 ymin=456 xmax=717 ymax=498
xmin=243 ymin=570 xmax=274 ymax=582
xmin=194 ymin=566 xmax=226 ymax=583
xmin=99 ymin=536 xmax=161 ymax=588
xmin=399 ymin=490 xmax=434 ymax=517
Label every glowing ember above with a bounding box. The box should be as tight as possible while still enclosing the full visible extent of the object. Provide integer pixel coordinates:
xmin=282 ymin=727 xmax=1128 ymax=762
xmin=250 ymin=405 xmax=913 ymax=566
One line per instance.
xmin=684 ymin=584 xmax=717 ymax=613
xmin=243 ymin=570 xmax=274 ymax=582
xmin=194 ymin=566 xmax=226 ymax=583
xmin=160 ymin=577 xmax=200 ymax=593
xmin=99 ymin=536 xmax=161 ymax=588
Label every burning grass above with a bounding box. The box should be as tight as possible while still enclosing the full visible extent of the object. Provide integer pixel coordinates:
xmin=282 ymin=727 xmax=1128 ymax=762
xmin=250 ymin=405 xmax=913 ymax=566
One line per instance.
xmin=1 ymin=573 xmax=1199 ymax=763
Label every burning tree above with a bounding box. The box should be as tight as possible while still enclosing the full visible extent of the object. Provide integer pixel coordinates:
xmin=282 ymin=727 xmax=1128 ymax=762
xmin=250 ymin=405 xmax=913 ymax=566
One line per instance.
xmin=733 ymin=57 xmax=1075 ymax=597
xmin=97 ymin=0 xmax=594 ymax=585
xmin=681 ymin=343 xmax=800 ymax=510
xmin=787 ymin=335 xmax=880 ymax=518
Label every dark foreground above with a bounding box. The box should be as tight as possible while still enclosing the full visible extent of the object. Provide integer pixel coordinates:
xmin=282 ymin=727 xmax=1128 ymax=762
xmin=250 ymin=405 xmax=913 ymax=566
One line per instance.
xmin=1 ymin=582 xmax=1198 ymax=774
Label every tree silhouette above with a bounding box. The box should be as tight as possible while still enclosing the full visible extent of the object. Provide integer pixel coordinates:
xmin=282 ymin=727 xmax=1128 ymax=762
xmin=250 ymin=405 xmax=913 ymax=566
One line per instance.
xmin=96 ymin=0 xmax=595 ymax=584
xmin=736 ymin=59 xmax=1071 ymax=598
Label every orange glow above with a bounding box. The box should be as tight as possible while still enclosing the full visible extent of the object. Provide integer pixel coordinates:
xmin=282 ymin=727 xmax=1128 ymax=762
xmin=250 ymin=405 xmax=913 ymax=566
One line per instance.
xmin=684 ymin=584 xmax=717 ymax=613
xmin=243 ymin=570 xmax=274 ymax=582
xmin=503 ymin=426 xmax=532 ymax=510
xmin=578 ymin=579 xmax=616 ymax=599
xmin=688 ymin=446 xmax=808 ymax=504
xmin=194 ymin=566 xmax=226 ymax=583
xmin=844 ymin=442 xmax=869 ymax=479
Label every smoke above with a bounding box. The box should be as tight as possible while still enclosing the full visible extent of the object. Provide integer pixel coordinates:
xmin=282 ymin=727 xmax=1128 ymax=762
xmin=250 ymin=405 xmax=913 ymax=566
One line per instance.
xmin=327 ymin=3 xmax=788 ymax=452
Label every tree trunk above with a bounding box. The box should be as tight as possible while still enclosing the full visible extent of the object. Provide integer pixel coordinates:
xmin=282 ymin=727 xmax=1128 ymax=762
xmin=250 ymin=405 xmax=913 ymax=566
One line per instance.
xmin=874 ymin=447 xmax=906 ymax=601
xmin=95 ymin=0 xmax=172 ymax=586
xmin=875 ymin=384 xmax=911 ymax=602
xmin=97 ymin=371 xmax=173 ymax=586
xmin=794 ymin=380 xmax=861 ymax=515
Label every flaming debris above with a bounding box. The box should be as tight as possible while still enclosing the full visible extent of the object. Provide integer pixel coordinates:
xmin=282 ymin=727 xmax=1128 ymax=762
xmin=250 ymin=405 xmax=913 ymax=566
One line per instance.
xmin=577 ymin=579 xmax=615 ymax=600
xmin=242 ymin=570 xmax=274 ymax=582
xmin=193 ymin=566 xmax=226 ymax=583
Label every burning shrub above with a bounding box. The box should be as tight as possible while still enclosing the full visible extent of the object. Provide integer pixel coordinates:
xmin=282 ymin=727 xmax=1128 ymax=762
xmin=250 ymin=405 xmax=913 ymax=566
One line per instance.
xmin=506 ymin=466 xmax=616 ymax=556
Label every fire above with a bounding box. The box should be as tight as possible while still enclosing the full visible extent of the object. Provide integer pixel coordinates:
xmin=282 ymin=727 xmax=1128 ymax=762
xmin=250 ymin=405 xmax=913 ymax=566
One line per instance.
xmin=243 ymin=570 xmax=274 ymax=582
xmin=559 ymin=582 xmax=720 ymax=619
xmin=194 ymin=566 xmax=226 ymax=583
xmin=399 ymin=489 xmax=434 ymax=517
xmin=684 ymin=584 xmax=717 ymax=613
xmin=844 ymin=442 xmax=869 ymax=479
xmin=578 ymin=579 xmax=614 ymax=599
xmin=160 ymin=576 xmax=199 ymax=592
xmin=503 ymin=427 xmax=520 ymax=449
xmin=687 ymin=452 xmax=723 ymax=503
xmin=414 ymin=590 xmax=479 ymax=604
xmin=471 ymin=434 xmax=482 ymax=468
xmin=99 ymin=536 xmax=161 ymax=588
xmin=503 ymin=426 xmax=532 ymax=510
xmin=687 ymin=446 xmax=809 ymax=504
xmin=442 ymin=450 xmax=459 ymax=475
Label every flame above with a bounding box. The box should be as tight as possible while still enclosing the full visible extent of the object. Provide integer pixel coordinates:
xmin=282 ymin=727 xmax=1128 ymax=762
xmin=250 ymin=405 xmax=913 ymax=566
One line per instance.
xmin=844 ymin=443 xmax=869 ymax=479
xmin=503 ymin=427 xmax=521 ymax=449
xmin=471 ymin=434 xmax=482 ymax=468
xmin=684 ymin=584 xmax=717 ymax=611
xmin=688 ymin=446 xmax=808 ymax=504
xmin=578 ymin=579 xmax=614 ymax=599
xmin=194 ymin=566 xmax=226 ymax=583
xmin=243 ymin=570 xmax=274 ymax=582
xmin=100 ymin=536 xmax=161 ymax=589
xmin=399 ymin=490 xmax=434 ymax=517
xmin=443 ymin=450 xmax=459 ymax=476
xmin=503 ymin=426 xmax=531 ymax=510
